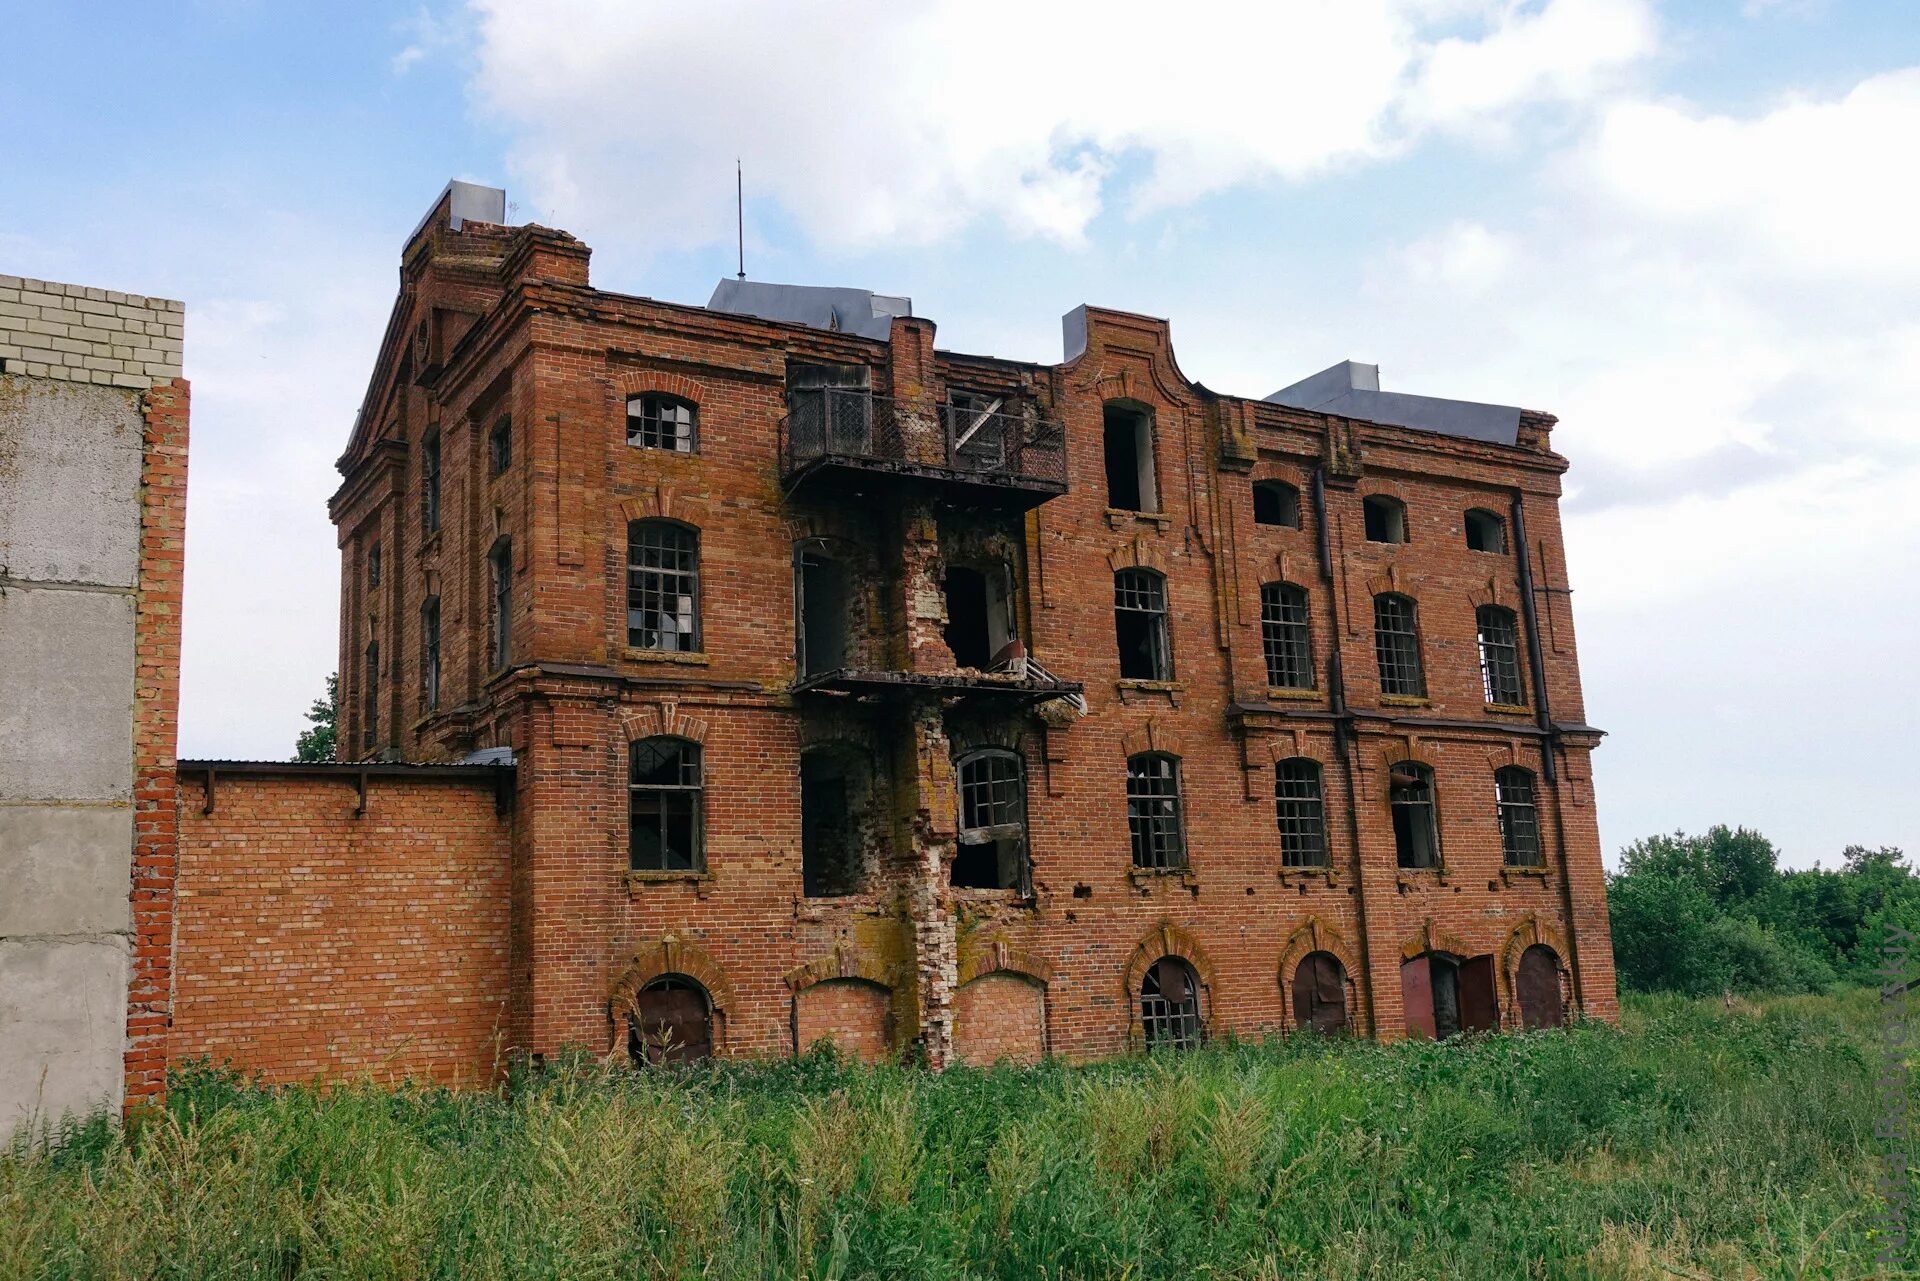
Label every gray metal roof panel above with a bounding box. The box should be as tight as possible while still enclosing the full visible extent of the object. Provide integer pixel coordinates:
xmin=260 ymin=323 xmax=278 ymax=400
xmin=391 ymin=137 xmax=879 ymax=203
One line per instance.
xmin=706 ymin=279 xmax=910 ymax=341
xmin=1266 ymin=360 xmax=1522 ymax=446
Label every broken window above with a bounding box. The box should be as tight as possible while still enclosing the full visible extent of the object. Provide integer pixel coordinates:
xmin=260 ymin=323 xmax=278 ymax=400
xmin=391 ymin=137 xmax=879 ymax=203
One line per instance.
xmin=421 ymin=597 xmax=441 ymax=712
xmin=488 ymin=538 xmax=512 ymax=671
xmin=489 ymin=413 xmax=512 ymax=475
xmin=796 ymin=545 xmax=851 ymax=678
xmin=1465 ymin=508 xmax=1506 ymax=553
xmin=1252 ymin=479 xmax=1301 ymax=528
xmin=1477 ymin=605 xmax=1525 ymax=706
xmin=946 ymin=389 xmax=1011 ymax=472
xmin=628 ymin=520 xmax=700 ymax=652
xmin=1516 ymin=945 xmax=1565 ymax=1028
xmin=1102 ymin=402 xmax=1157 ymax=512
xmin=1275 ymin=758 xmax=1328 ymax=868
xmin=1127 ymin=752 xmax=1187 ymax=871
xmin=1373 ymin=593 xmax=1425 ymax=697
xmin=627 ymin=394 xmax=696 ymax=453
xmin=1496 ymin=766 xmax=1542 ymax=868
xmin=801 ymin=748 xmax=864 ymax=897
xmin=1260 ymin=582 xmax=1314 ymax=690
xmin=629 ymin=976 xmax=713 ymax=1064
xmin=1402 ymin=953 xmax=1498 ymax=1039
xmin=363 ymin=638 xmax=379 ymax=753
xmin=1390 ymin=762 xmax=1440 ymax=869
xmin=629 ymin=736 xmax=703 ymax=871
xmin=945 ymin=562 xmax=1016 ymax=671
xmin=1362 ymin=494 xmax=1405 ymax=544
xmin=953 ymin=748 xmax=1030 ymax=893
xmin=420 ymin=431 xmax=441 ymax=536
xmin=1114 ymin=569 xmax=1171 ymax=681
xmin=1291 ymin=951 xmax=1348 ymax=1035
xmin=368 ymin=540 xmax=382 ymax=588
xmin=1140 ymin=957 xmax=1202 ymax=1050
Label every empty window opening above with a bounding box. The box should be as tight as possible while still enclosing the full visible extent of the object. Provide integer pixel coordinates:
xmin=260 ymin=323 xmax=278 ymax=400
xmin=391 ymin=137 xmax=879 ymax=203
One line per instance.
xmin=1516 ymin=945 xmax=1565 ymax=1028
xmin=421 ymin=431 xmax=441 ymax=535
xmin=953 ymin=749 xmax=1030 ymax=892
xmin=1114 ymin=569 xmax=1171 ymax=681
xmin=1291 ymin=951 xmax=1349 ymax=1035
xmin=944 ymin=562 xmax=1016 ymax=671
xmin=630 ymin=736 xmax=703 ymax=871
xmin=1275 ymin=758 xmax=1328 ymax=868
xmin=1373 ymin=593 xmax=1425 ymax=697
xmin=629 ymin=976 xmax=713 ymax=1064
xmin=947 ymin=389 xmax=1011 ymax=471
xmin=628 ymin=521 xmax=700 ymax=652
xmin=796 ymin=548 xmax=851 ymax=678
xmin=367 ymin=540 xmax=382 ymax=588
xmin=488 ymin=539 xmax=511 ymax=670
xmin=627 ymin=394 xmax=696 ymax=453
xmin=489 ymin=414 xmax=512 ymax=475
xmin=801 ymin=749 xmax=865 ymax=897
xmin=1140 ymin=957 xmax=1203 ymax=1050
xmin=1260 ymin=582 xmax=1314 ymax=690
xmin=1252 ymin=480 xmax=1301 ymax=528
xmin=421 ymin=598 xmax=441 ymax=712
xmin=1465 ymin=508 xmax=1505 ymax=553
xmin=1496 ymin=766 xmax=1542 ymax=868
xmin=1390 ymin=762 xmax=1439 ymax=869
xmin=1477 ymin=605 xmax=1525 ymax=706
xmin=1103 ymin=402 xmax=1157 ymax=512
xmin=1362 ymin=495 xmax=1406 ymax=544
xmin=362 ymin=639 xmax=379 ymax=753
xmin=1127 ymin=752 xmax=1187 ymax=870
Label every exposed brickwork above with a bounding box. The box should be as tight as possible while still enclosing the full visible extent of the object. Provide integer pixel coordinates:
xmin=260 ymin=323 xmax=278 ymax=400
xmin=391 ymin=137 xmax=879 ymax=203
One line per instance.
xmin=953 ymin=973 xmax=1047 ymax=1066
xmin=795 ymin=979 xmax=894 ymax=1063
xmin=0 ymin=275 xmax=182 ymax=387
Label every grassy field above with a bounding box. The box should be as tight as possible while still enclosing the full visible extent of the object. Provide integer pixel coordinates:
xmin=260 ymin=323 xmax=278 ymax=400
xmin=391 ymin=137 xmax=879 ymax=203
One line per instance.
xmin=0 ymin=989 xmax=1896 ymax=1279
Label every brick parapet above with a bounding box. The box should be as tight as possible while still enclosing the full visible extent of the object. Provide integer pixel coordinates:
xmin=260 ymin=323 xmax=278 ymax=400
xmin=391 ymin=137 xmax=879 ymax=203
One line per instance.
xmin=0 ymin=275 xmax=182 ymax=388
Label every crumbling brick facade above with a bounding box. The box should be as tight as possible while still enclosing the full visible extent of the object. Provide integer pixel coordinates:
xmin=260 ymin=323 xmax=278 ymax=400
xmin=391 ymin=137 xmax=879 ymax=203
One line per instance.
xmin=304 ymin=184 xmax=1615 ymax=1073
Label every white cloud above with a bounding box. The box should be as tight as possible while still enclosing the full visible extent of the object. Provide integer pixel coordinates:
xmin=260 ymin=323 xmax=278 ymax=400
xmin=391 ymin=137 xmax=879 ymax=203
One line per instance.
xmin=1405 ymin=0 xmax=1657 ymax=134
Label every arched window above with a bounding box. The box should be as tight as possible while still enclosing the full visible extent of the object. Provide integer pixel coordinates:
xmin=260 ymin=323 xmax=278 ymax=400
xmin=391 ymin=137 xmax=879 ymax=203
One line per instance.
xmin=953 ymin=748 xmax=1030 ymax=892
xmin=1465 ymin=508 xmax=1506 ymax=553
xmin=1260 ymin=582 xmax=1314 ymax=690
xmin=1516 ymin=945 xmax=1565 ymax=1028
xmin=1140 ymin=957 xmax=1203 ymax=1050
xmin=1252 ymin=479 xmax=1301 ymax=528
xmin=1275 ymin=758 xmax=1327 ymax=868
xmin=1362 ymin=494 xmax=1406 ymax=544
xmin=1390 ymin=762 xmax=1439 ymax=869
xmin=1291 ymin=951 xmax=1348 ymax=1035
xmin=1114 ymin=569 xmax=1171 ymax=681
xmin=630 ymin=736 xmax=703 ymax=871
xmin=1495 ymin=766 xmax=1541 ymax=867
xmin=627 ymin=393 xmax=697 ymax=453
xmin=1476 ymin=605 xmax=1525 ymax=706
xmin=1103 ymin=401 xmax=1157 ymax=512
xmin=628 ymin=520 xmax=700 ymax=652
xmin=1126 ymin=752 xmax=1186 ymax=870
xmin=629 ymin=975 xmax=713 ymax=1064
xmin=1373 ymin=593 xmax=1424 ymax=697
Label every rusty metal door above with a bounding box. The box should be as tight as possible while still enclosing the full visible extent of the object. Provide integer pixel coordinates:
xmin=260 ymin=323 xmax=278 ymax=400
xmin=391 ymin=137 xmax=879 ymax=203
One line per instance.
xmin=631 ymin=981 xmax=712 ymax=1064
xmin=1292 ymin=952 xmax=1349 ymax=1035
xmin=1400 ymin=955 xmax=1436 ymax=1040
xmin=1459 ymin=955 xmax=1499 ymax=1033
xmin=1517 ymin=945 xmax=1565 ymax=1028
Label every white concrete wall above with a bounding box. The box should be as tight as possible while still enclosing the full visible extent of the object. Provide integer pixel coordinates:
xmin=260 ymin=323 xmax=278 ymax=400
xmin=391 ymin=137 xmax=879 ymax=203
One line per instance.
xmin=0 ymin=275 xmax=180 ymax=1137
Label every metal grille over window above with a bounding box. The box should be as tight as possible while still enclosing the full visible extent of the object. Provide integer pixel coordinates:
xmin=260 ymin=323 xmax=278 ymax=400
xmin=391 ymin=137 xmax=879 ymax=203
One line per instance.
xmin=629 ymin=737 xmax=703 ymax=871
xmin=1275 ymin=758 xmax=1328 ymax=868
xmin=1140 ymin=957 xmax=1202 ymax=1050
xmin=1496 ymin=766 xmax=1542 ymax=867
xmin=1373 ymin=593 xmax=1425 ymax=697
xmin=1391 ymin=762 xmax=1440 ymax=869
xmin=627 ymin=394 xmax=696 ymax=453
xmin=1477 ymin=605 xmax=1525 ymax=706
xmin=628 ymin=521 xmax=700 ymax=652
xmin=1260 ymin=582 xmax=1314 ymax=690
xmin=1114 ymin=569 xmax=1171 ymax=681
xmin=1127 ymin=752 xmax=1186 ymax=870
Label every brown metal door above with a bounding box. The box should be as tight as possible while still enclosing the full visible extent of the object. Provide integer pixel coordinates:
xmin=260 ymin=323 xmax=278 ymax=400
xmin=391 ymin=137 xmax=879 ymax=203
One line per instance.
xmin=1400 ymin=955 xmax=1436 ymax=1041
xmin=633 ymin=982 xmax=712 ymax=1064
xmin=1292 ymin=952 xmax=1349 ymax=1035
xmin=1517 ymin=946 xmax=1565 ymax=1028
xmin=1458 ymin=955 xmax=1499 ymax=1033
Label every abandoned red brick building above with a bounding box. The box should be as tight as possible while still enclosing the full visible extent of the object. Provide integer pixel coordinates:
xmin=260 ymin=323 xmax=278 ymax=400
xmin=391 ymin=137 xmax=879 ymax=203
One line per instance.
xmin=171 ymin=181 xmax=1615 ymax=1082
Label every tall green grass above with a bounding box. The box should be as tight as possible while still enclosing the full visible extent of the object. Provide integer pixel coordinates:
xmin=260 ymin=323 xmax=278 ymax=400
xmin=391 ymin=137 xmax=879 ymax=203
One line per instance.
xmin=1 ymin=989 xmax=1894 ymax=1279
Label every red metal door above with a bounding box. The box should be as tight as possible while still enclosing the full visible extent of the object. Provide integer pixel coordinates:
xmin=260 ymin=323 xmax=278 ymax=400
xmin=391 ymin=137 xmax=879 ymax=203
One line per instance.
xmin=1459 ymin=955 xmax=1499 ymax=1033
xmin=1400 ymin=955 xmax=1436 ymax=1041
xmin=1292 ymin=952 xmax=1349 ymax=1035
xmin=1517 ymin=945 xmax=1565 ymax=1029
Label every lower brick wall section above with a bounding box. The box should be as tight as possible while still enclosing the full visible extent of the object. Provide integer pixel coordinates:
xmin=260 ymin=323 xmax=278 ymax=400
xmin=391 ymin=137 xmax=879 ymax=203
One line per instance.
xmin=952 ymin=973 xmax=1047 ymax=1066
xmin=171 ymin=770 xmax=512 ymax=1086
xmin=794 ymin=979 xmax=894 ymax=1063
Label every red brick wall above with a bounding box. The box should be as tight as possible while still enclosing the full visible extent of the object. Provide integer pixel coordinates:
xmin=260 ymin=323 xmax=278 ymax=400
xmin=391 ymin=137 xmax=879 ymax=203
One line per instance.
xmin=795 ymin=979 xmax=894 ymax=1063
xmin=170 ymin=771 xmax=513 ymax=1085
xmin=953 ymin=973 xmax=1046 ymax=1066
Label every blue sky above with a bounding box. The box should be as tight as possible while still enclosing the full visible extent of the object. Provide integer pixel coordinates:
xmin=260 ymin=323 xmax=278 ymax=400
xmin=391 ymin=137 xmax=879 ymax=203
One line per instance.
xmin=4 ymin=0 xmax=1915 ymax=867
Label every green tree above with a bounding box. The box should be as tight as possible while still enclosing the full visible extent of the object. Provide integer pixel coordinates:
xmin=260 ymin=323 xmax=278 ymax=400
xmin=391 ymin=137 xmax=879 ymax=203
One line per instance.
xmin=294 ymin=673 xmax=338 ymax=762
xmin=1618 ymin=825 xmax=1780 ymax=908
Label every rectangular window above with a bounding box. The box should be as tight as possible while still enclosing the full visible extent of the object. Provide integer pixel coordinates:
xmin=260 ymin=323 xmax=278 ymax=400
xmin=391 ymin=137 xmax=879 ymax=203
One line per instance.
xmin=368 ymin=540 xmax=382 ymax=588
xmin=363 ymin=639 xmax=379 ymax=752
xmin=627 ymin=395 xmax=696 ymax=453
xmin=421 ymin=598 xmax=441 ymax=712
xmin=489 ymin=414 xmax=512 ymax=476
xmin=1497 ymin=768 xmax=1542 ymax=867
xmin=421 ymin=431 xmax=441 ymax=535
xmin=1477 ymin=606 xmax=1525 ymax=706
xmin=1373 ymin=595 xmax=1425 ymax=698
xmin=1115 ymin=570 xmax=1171 ymax=681
xmin=1275 ymin=759 xmax=1328 ymax=868
xmin=1127 ymin=754 xmax=1187 ymax=870
xmin=627 ymin=522 xmax=700 ymax=652
xmin=1391 ymin=765 xmax=1440 ymax=869
xmin=489 ymin=540 xmax=511 ymax=671
xmin=1261 ymin=583 xmax=1314 ymax=690
xmin=629 ymin=738 xmax=703 ymax=871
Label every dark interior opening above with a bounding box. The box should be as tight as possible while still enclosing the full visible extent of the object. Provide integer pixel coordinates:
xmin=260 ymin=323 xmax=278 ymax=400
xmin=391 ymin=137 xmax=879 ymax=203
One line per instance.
xmin=1103 ymin=405 xmax=1154 ymax=512
xmin=944 ymin=565 xmax=991 ymax=670
xmin=1116 ymin=611 xmax=1159 ymax=681
xmin=1363 ymin=495 xmax=1407 ymax=544
xmin=798 ymin=551 xmax=850 ymax=678
xmin=1253 ymin=481 xmax=1300 ymax=528
xmin=1465 ymin=508 xmax=1506 ymax=553
xmin=800 ymin=750 xmax=862 ymax=897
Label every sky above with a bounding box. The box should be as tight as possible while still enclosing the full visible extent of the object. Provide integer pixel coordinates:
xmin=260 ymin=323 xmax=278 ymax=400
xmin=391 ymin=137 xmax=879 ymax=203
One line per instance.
xmin=2 ymin=0 xmax=1913 ymax=868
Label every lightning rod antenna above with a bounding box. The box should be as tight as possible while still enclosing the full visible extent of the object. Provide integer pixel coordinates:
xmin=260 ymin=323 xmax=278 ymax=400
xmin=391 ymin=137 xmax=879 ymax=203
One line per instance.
xmin=736 ymin=159 xmax=746 ymax=280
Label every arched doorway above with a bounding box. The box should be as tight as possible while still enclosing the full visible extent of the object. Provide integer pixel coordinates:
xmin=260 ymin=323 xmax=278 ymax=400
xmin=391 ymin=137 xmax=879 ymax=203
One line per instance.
xmin=1401 ymin=952 xmax=1498 ymax=1040
xmin=1516 ymin=945 xmax=1566 ymax=1029
xmin=1290 ymin=951 xmax=1349 ymax=1035
xmin=629 ymin=976 xmax=713 ymax=1064
xmin=1140 ymin=956 xmax=1203 ymax=1051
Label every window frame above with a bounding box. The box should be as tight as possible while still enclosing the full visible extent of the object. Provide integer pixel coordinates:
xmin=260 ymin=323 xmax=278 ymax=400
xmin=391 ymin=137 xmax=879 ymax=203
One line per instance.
xmin=953 ymin=747 xmax=1031 ymax=894
xmin=488 ymin=413 xmax=512 ymax=476
xmin=627 ymin=519 xmax=702 ymax=653
xmin=1390 ymin=762 xmax=1441 ymax=869
xmin=1476 ymin=604 xmax=1526 ymax=707
xmin=367 ymin=540 xmax=382 ymax=588
xmin=1114 ymin=568 xmax=1172 ymax=682
xmin=627 ymin=393 xmax=698 ymax=454
xmin=1275 ymin=757 xmax=1328 ymax=868
xmin=362 ymin=637 xmax=379 ymax=753
xmin=1260 ymin=581 xmax=1315 ymax=690
xmin=1495 ymin=766 xmax=1542 ymax=868
xmin=1126 ymin=751 xmax=1188 ymax=871
xmin=488 ymin=538 xmax=512 ymax=672
xmin=1373 ymin=593 xmax=1426 ymax=698
xmin=1140 ymin=956 xmax=1204 ymax=1051
xmin=421 ymin=430 xmax=441 ymax=536
xmin=628 ymin=736 xmax=705 ymax=872
xmin=421 ymin=597 xmax=441 ymax=713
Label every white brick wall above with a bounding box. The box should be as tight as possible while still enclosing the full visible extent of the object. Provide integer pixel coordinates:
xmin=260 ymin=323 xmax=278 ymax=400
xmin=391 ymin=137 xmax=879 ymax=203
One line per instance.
xmin=0 ymin=275 xmax=183 ymax=389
